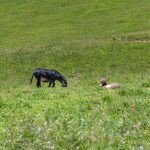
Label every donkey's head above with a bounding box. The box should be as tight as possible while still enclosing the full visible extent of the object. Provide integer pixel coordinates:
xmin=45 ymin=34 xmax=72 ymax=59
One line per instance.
xmin=61 ymin=79 xmax=68 ymax=87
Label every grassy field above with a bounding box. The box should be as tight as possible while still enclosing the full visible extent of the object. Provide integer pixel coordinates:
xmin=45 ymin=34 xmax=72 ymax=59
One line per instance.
xmin=0 ymin=0 xmax=150 ymax=149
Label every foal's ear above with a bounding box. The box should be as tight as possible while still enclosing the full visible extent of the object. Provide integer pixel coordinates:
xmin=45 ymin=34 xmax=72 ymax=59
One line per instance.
xmin=100 ymin=77 xmax=107 ymax=81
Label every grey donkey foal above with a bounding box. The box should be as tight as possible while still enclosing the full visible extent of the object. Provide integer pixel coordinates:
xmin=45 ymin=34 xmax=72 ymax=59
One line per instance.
xmin=100 ymin=78 xmax=121 ymax=89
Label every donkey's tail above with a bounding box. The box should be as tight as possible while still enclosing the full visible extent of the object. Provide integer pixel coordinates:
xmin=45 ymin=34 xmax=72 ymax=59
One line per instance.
xmin=30 ymin=74 xmax=34 ymax=84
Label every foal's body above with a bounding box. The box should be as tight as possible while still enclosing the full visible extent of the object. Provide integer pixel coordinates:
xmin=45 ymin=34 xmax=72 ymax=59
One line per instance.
xmin=102 ymin=83 xmax=121 ymax=89
xmin=100 ymin=78 xmax=121 ymax=89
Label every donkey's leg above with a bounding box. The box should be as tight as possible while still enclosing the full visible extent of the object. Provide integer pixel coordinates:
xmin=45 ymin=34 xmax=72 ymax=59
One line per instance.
xmin=52 ymin=81 xmax=55 ymax=87
xmin=36 ymin=77 xmax=41 ymax=88
xmin=48 ymin=81 xmax=52 ymax=87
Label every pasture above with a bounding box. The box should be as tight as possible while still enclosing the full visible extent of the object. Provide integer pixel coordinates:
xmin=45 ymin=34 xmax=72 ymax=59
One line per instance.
xmin=0 ymin=0 xmax=150 ymax=149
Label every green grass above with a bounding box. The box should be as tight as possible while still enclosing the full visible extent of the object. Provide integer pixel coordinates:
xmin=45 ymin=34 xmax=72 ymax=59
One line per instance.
xmin=0 ymin=0 xmax=150 ymax=149
xmin=0 ymin=0 xmax=150 ymax=49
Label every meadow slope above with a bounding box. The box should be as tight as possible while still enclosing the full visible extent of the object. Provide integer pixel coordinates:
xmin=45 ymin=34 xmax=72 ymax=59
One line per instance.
xmin=0 ymin=0 xmax=150 ymax=149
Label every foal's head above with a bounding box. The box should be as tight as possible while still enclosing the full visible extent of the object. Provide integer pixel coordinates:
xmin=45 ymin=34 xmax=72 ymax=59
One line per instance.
xmin=100 ymin=78 xmax=107 ymax=87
